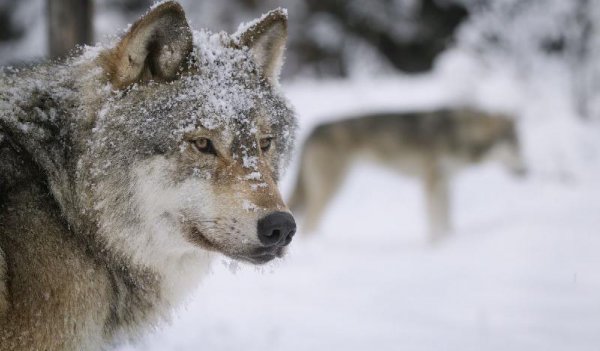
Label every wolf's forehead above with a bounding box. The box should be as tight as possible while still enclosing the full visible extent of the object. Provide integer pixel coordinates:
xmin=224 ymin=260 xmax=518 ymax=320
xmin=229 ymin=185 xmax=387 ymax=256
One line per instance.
xmin=162 ymin=30 xmax=268 ymax=130
xmin=99 ymin=28 xmax=292 ymax=151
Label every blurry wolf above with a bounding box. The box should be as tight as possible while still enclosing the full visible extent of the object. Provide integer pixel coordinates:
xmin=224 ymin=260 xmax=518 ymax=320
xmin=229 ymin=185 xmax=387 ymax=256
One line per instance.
xmin=289 ymin=109 xmax=525 ymax=242
xmin=0 ymin=2 xmax=297 ymax=350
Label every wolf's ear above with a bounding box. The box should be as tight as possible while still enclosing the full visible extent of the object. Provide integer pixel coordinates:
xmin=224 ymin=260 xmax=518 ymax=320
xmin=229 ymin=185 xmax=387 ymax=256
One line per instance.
xmin=99 ymin=1 xmax=192 ymax=89
xmin=236 ymin=9 xmax=288 ymax=84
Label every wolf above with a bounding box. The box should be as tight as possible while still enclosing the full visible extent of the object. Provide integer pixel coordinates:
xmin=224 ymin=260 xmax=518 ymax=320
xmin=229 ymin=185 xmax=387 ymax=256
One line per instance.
xmin=0 ymin=2 xmax=297 ymax=350
xmin=289 ymin=109 xmax=526 ymax=242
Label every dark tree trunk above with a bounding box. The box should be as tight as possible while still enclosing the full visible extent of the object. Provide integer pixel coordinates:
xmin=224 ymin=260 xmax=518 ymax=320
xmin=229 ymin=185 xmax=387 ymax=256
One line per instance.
xmin=47 ymin=0 xmax=94 ymax=59
xmin=301 ymin=0 xmax=469 ymax=75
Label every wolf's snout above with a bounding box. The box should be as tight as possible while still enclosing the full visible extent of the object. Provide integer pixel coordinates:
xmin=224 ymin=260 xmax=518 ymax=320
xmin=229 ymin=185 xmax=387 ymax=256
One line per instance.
xmin=257 ymin=212 xmax=296 ymax=247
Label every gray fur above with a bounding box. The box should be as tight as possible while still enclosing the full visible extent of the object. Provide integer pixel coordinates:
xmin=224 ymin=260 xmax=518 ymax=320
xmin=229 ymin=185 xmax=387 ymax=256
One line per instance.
xmin=0 ymin=2 xmax=296 ymax=350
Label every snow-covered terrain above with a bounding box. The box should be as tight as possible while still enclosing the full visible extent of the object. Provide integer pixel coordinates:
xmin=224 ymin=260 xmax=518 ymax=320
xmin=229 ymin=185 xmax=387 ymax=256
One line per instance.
xmin=115 ymin=50 xmax=600 ymax=351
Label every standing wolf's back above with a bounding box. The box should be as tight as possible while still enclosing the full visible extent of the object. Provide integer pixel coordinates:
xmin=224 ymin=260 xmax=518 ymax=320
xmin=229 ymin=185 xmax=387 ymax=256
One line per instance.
xmin=302 ymin=108 xmax=513 ymax=152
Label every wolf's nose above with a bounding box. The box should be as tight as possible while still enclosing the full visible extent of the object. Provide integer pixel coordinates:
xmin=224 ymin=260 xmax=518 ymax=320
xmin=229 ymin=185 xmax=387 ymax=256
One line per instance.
xmin=257 ymin=212 xmax=296 ymax=247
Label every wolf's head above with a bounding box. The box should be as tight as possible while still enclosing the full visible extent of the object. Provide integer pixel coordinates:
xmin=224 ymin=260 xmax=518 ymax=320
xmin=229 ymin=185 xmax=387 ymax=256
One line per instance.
xmin=487 ymin=120 xmax=527 ymax=177
xmin=457 ymin=112 xmax=526 ymax=176
xmin=81 ymin=2 xmax=297 ymax=266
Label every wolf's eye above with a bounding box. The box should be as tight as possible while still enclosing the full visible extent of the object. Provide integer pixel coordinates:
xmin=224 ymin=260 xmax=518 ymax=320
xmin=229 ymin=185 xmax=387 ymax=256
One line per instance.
xmin=259 ymin=137 xmax=273 ymax=153
xmin=192 ymin=137 xmax=217 ymax=156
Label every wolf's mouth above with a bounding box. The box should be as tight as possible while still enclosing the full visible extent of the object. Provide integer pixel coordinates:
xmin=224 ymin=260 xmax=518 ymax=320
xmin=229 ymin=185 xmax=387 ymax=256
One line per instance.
xmin=240 ymin=246 xmax=286 ymax=265
xmin=188 ymin=227 xmax=219 ymax=252
xmin=187 ymin=226 xmax=285 ymax=265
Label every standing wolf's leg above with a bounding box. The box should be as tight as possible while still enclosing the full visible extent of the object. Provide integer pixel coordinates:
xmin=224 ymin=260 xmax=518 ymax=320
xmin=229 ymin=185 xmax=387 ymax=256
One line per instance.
xmin=300 ymin=143 xmax=349 ymax=233
xmin=424 ymin=160 xmax=452 ymax=243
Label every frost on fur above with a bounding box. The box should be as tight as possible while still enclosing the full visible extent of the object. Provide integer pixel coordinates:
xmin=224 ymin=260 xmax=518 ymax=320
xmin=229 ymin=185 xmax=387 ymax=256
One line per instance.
xmin=235 ymin=8 xmax=288 ymax=85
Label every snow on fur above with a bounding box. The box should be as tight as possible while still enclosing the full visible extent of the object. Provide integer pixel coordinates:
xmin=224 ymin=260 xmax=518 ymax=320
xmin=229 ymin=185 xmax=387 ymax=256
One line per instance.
xmin=84 ymin=27 xmax=296 ymax=178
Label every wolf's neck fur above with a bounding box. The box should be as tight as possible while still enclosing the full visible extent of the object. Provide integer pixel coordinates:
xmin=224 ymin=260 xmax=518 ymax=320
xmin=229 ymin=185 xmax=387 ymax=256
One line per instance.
xmin=91 ymin=157 xmax=215 ymax=319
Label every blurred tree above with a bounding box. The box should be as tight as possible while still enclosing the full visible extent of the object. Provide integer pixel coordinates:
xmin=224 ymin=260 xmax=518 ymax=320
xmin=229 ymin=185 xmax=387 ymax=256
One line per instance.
xmin=104 ymin=0 xmax=150 ymax=12
xmin=458 ymin=0 xmax=600 ymax=120
xmin=47 ymin=0 xmax=93 ymax=59
xmin=297 ymin=0 xmax=469 ymax=75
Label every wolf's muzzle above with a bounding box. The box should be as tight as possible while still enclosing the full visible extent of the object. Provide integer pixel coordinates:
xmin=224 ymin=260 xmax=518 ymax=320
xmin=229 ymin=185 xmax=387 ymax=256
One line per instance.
xmin=257 ymin=211 xmax=296 ymax=248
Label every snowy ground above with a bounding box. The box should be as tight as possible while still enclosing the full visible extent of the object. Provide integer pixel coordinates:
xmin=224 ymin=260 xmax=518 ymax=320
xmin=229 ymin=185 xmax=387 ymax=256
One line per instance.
xmin=115 ymin=51 xmax=600 ymax=351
